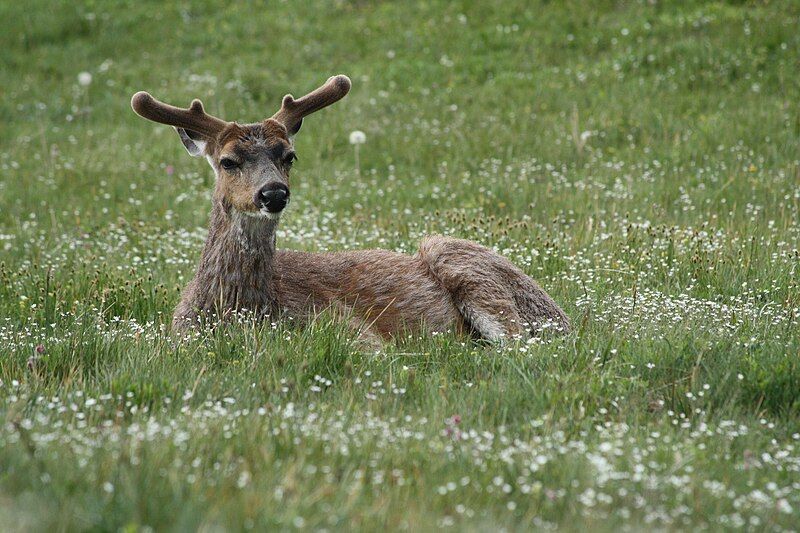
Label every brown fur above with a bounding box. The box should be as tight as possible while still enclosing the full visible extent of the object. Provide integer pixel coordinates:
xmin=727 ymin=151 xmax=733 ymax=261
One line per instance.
xmin=419 ymin=236 xmax=570 ymax=338
xmin=131 ymin=76 xmax=570 ymax=342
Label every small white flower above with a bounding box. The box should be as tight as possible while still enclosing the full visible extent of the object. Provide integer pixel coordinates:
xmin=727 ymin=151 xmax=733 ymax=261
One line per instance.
xmin=349 ymin=130 xmax=366 ymax=145
xmin=777 ymin=499 xmax=793 ymax=514
xmin=78 ymin=72 xmax=93 ymax=86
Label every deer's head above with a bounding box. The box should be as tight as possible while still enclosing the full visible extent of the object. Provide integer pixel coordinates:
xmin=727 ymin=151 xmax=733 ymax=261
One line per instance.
xmin=131 ymin=75 xmax=351 ymax=219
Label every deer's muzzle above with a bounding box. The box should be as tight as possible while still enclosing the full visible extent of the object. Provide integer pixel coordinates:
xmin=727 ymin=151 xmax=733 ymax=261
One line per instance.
xmin=256 ymin=183 xmax=290 ymax=213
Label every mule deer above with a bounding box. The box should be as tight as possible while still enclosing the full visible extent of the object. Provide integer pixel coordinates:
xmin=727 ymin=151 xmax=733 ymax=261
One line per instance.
xmin=131 ymin=75 xmax=569 ymax=343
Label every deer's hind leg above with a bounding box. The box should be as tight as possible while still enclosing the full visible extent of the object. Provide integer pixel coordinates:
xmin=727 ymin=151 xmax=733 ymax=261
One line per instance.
xmin=456 ymin=295 xmax=525 ymax=342
xmin=418 ymin=235 xmax=570 ymax=341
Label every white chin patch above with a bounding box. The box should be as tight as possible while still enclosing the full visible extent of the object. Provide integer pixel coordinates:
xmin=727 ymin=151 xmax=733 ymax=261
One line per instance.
xmin=243 ymin=208 xmax=281 ymax=220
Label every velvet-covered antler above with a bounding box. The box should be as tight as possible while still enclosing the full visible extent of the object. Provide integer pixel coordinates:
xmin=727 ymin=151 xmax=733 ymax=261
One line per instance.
xmin=270 ymin=75 xmax=351 ymax=135
xmin=130 ymin=92 xmax=229 ymax=139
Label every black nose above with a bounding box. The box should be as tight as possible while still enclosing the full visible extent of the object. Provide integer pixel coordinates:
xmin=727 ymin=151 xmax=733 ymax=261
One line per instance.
xmin=256 ymin=183 xmax=290 ymax=213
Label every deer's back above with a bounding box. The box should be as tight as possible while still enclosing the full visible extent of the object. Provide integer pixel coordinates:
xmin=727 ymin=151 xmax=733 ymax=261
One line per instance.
xmin=273 ymin=249 xmax=464 ymax=337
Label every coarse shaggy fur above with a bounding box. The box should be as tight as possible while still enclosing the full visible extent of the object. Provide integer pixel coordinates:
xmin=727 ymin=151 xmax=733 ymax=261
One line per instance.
xmin=132 ymin=76 xmax=570 ymax=344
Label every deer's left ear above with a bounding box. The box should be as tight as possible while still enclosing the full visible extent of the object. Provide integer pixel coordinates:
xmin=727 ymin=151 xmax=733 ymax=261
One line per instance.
xmin=175 ymin=127 xmax=207 ymax=157
xmin=287 ymin=119 xmax=302 ymax=137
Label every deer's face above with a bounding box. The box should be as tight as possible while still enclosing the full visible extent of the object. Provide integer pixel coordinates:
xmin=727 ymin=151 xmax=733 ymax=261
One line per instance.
xmin=130 ymin=75 xmax=351 ymax=220
xmin=183 ymin=121 xmax=295 ymax=218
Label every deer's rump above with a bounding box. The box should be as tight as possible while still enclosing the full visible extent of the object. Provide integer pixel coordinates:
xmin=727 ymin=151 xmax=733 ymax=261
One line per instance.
xmin=273 ymin=249 xmax=466 ymax=338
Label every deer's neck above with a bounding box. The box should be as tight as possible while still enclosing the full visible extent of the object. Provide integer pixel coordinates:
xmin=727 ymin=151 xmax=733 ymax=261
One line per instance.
xmin=176 ymin=200 xmax=279 ymax=326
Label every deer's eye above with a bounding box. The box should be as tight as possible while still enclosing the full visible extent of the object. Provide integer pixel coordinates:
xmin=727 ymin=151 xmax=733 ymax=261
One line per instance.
xmin=283 ymin=152 xmax=297 ymax=167
xmin=220 ymin=158 xmax=240 ymax=171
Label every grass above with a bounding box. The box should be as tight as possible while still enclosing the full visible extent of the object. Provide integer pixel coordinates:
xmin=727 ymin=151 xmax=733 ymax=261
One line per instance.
xmin=1 ymin=0 xmax=799 ymax=530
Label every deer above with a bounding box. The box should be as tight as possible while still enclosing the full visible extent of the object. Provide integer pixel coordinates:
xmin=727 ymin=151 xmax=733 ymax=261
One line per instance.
xmin=130 ymin=75 xmax=570 ymax=345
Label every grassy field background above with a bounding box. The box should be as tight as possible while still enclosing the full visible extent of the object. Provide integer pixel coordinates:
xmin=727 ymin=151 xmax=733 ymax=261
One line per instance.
xmin=1 ymin=0 xmax=799 ymax=530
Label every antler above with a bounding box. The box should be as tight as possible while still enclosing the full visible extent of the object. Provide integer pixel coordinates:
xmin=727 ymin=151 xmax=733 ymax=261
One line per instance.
xmin=271 ymin=75 xmax=351 ymax=135
xmin=130 ymin=92 xmax=229 ymax=139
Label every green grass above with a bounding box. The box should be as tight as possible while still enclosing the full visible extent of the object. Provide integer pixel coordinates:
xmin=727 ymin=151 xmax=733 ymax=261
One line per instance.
xmin=1 ymin=0 xmax=799 ymax=530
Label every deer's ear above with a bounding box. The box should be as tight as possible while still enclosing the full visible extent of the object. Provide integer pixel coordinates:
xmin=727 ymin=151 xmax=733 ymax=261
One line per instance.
xmin=175 ymin=127 xmax=208 ymax=157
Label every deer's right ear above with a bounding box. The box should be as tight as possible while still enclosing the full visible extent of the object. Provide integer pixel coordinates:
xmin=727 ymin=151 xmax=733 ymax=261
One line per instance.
xmin=175 ymin=127 xmax=208 ymax=157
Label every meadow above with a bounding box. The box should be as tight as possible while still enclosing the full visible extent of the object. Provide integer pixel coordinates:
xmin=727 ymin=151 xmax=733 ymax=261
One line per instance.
xmin=1 ymin=0 xmax=799 ymax=530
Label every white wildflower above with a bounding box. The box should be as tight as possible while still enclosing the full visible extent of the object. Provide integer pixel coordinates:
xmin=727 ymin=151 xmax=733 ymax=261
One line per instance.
xmin=349 ymin=130 xmax=366 ymax=145
xmin=77 ymin=72 xmax=93 ymax=86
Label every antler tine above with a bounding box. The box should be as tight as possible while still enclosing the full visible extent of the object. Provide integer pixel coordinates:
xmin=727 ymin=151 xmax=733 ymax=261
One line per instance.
xmin=271 ymin=75 xmax=351 ymax=134
xmin=131 ymin=91 xmax=229 ymax=138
